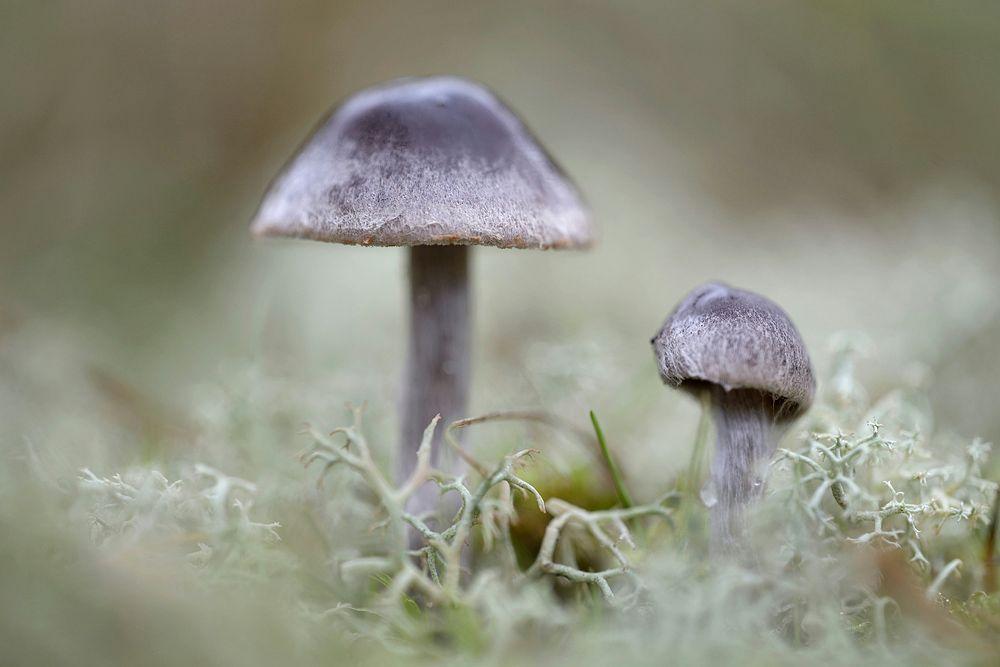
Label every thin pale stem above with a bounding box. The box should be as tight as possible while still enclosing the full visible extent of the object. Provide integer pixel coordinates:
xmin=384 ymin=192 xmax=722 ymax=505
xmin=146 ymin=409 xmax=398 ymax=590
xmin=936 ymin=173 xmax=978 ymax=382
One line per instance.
xmin=401 ymin=245 xmax=471 ymax=517
xmin=708 ymin=387 xmax=781 ymax=556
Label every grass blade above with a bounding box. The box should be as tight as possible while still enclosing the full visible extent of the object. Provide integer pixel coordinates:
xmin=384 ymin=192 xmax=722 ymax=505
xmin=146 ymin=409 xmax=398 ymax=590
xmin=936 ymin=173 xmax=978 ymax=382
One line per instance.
xmin=589 ymin=410 xmax=634 ymax=509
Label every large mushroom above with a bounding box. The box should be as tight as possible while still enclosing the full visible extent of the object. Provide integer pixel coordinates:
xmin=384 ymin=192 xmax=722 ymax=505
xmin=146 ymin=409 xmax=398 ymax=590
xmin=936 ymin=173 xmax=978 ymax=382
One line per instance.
xmin=252 ymin=76 xmax=592 ymax=513
xmin=651 ymin=282 xmax=815 ymax=553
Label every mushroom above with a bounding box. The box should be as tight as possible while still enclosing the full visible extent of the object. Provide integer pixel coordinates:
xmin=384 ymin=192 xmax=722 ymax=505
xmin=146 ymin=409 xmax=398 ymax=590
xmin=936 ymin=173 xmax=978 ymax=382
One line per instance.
xmin=650 ymin=282 xmax=815 ymax=553
xmin=251 ymin=77 xmax=592 ymax=513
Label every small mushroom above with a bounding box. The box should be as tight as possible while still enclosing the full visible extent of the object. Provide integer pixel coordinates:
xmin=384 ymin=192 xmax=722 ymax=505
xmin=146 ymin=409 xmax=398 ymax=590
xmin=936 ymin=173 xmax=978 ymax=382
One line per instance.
xmin=651 ymin=282 xmax=815 ymax=554
xmin=252 ymin=77 xmax=592 ymax=513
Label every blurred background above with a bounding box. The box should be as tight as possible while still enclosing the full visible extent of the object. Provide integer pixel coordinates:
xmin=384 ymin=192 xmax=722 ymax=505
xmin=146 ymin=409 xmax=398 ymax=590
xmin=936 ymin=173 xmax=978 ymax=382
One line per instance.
xmin=2 ymin=0 xmax=999 ymax=494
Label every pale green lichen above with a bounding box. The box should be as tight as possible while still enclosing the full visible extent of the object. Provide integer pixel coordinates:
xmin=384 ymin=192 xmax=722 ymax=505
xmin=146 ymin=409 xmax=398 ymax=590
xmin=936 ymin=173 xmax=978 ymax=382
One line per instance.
xmin=299 ymin=405 xmax=677 ymax=605
xmin=53 ymin=336 xmax=998 ymax=665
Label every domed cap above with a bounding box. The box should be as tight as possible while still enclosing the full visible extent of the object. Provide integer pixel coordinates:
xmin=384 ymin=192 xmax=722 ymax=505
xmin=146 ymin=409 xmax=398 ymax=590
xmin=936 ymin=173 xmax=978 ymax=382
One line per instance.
xmin=251 ymin=77 xmax=592 ymax=250
xmin=651 ymin=282 xmax=815 ymax=416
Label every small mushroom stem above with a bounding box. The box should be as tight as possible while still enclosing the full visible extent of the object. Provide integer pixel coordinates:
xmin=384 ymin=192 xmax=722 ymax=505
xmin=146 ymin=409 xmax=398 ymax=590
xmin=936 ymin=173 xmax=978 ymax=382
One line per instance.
xmin=706 ymin=387 xmax=781 ymax=555
xmin=401 ymin=245 xmax=471 ymax=513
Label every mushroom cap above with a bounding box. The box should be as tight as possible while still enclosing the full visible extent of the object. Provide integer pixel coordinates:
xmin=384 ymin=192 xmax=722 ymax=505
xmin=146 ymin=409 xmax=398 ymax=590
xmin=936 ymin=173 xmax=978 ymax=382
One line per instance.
xmin=251 ymin=76 xmax=592 ymax=250
xmin=651 ymin=282 xmax=815 ymax=416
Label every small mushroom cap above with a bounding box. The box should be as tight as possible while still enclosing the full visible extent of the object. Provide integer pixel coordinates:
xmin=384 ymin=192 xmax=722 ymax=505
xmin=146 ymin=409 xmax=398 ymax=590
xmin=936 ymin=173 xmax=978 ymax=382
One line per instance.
xmin=651 ymin=282 xmax=815 ymax=415
xmin=251 ymin=76 xmax=592 ymax=250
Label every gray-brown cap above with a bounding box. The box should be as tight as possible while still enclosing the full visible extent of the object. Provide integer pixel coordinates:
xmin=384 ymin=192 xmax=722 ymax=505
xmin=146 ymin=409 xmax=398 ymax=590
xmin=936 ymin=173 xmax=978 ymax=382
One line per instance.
xmin=651 ymin=282 xmax=815 ymax=416
xmin=251 ymin=76 xmax=592 ymax=250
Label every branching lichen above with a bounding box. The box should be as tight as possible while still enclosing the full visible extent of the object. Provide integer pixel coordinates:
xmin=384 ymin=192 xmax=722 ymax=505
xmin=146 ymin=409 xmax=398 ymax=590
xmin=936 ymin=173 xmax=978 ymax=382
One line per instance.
xmin=60 ymin=337 xmax=998 ymax=663
xmin=300 ymin=406 xmax=679 ymax=607
xmin=770 ymin=339 xmax=997 ymax=639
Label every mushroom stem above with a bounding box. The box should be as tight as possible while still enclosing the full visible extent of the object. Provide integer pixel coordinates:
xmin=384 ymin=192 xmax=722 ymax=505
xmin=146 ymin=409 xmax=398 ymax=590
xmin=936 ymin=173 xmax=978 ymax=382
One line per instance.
xmin=401 ymin=245 xmax=471 ymax=510
xmin=706 ymin=387 xmax=780 ymax=555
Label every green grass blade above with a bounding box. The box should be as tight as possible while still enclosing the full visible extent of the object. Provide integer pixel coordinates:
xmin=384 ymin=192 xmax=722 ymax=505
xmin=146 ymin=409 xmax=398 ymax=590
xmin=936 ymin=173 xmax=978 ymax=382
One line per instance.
xmin=589 ymin=410 xmax=634 ymax=509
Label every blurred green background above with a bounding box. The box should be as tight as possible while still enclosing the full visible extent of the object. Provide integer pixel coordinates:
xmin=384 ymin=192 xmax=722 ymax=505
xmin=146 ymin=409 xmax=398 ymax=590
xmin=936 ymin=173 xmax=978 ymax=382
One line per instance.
xmin=2 ymin=0 xmax=999 ymax=490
